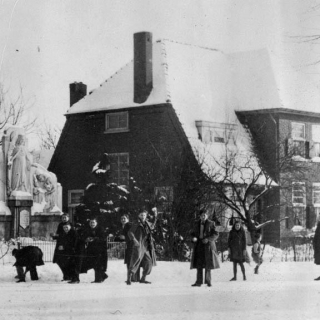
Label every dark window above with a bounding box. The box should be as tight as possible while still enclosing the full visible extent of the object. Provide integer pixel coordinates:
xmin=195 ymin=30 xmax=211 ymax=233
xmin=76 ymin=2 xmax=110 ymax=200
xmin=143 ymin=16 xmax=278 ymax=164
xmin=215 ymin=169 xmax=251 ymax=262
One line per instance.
xmin=214 ymin=137 xmax=225 ymax=143
xmin=109 ymin=153 xmax=129 ymax=186
xmin=68 ymin=190 xmax=84 ymax=207
xmin=105 ymin=112 xmax=128 ymax=132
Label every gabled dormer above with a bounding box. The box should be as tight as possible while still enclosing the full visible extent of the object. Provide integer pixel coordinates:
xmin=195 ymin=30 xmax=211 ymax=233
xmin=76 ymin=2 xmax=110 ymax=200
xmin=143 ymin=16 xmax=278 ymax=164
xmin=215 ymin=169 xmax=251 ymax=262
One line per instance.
xmin=195 ymin=120 xmax=237 ymax=145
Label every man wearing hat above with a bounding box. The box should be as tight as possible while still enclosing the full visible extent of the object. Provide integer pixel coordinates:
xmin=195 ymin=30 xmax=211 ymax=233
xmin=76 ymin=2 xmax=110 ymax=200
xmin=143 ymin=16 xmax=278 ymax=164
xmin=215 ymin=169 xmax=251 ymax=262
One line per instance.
xmin=127 ymin=208 xmax=157 ymax=285
xmin=190 ymin=209 xmax=220 ymax=287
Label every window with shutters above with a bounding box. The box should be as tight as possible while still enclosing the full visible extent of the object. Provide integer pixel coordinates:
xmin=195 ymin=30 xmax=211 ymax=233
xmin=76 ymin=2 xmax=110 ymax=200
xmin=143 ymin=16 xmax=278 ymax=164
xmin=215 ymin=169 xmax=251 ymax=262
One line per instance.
xmin=289 ymin=122 xmax=308 ymax=157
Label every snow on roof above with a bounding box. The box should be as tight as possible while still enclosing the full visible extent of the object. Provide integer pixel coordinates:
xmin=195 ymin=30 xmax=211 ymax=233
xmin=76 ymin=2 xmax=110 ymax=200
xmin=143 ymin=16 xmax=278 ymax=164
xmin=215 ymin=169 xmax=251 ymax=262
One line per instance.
xmin=65 ymin=37 xmax=319 ymax=185
xmin=67 ymin=38 xmax=320 ymax=135
xmin=190 ymin=125 xmax=276 ymax=186
xmin=67 ymin=41 xmax=168 ymax=115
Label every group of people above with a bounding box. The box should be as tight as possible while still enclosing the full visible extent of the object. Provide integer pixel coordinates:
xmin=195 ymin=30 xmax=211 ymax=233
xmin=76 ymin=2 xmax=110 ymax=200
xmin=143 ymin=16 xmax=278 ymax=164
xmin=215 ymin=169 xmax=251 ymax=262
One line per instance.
xmin=52 ymin=208 xmax=158 ymax=285
xmin=12 ymin=209 xmax=267 ymax=285
xmin=190 ymin=210 xmax=263 ymax=286
xmin=52 ymin=213 xmax=108 ymax=283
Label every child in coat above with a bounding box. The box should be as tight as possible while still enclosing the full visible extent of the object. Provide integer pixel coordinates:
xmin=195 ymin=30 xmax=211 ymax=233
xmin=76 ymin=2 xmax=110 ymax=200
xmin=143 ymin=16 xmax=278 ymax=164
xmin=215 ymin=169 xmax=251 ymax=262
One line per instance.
xmin=228 ymin=220 xmax=247 ymax=281
xmin=252 ymin=233 xmax=263 ymax=274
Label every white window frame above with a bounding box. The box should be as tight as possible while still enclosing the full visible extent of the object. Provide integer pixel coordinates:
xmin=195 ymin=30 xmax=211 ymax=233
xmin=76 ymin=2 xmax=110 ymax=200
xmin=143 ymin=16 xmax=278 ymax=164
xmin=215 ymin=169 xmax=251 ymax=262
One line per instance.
xmin=109 ymin=153 xmax=129 ymax=186
xmin=312 ymin=125 xmax=320 ymax=143
xmin=292 ymin=182 xmax=306 ymax=207
xmin=291 ymin=122 xmax=305 ymax=141
xmin=313 ymin=183 xmax=320 ymax=207
xmin=68 ymin=190 xmax=84 ymax=208
xmin=105 ymin=112 xmax=129 ymax=133
xmin=311 ymin=125 xmax=320 ymax=157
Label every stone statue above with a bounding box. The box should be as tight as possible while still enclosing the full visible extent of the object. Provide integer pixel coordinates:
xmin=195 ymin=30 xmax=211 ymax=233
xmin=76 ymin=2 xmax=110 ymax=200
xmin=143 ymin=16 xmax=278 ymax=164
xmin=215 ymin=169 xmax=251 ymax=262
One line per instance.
xmin=2 ymin=126 xmax=62 ymax=214
xmin=7 ymin=133 xmax=32 ymax=196
xmin=31 ymin=163 xmax=59 ymax=212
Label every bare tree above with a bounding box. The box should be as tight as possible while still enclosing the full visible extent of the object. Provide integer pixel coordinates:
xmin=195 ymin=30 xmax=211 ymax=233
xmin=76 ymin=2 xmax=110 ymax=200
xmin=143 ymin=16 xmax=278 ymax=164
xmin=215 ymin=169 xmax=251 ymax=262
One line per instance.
xmin=0 ymin=84 xmax=37 ymax=140
xmin=37 ymin=121 xmax=62 ymax=150
xmin=192 ymin=124 xmax=308 ymax=239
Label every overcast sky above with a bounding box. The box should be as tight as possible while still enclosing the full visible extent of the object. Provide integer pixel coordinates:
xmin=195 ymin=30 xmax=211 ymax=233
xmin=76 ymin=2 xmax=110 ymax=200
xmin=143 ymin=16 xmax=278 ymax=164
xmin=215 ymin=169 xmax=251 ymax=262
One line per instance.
xmin=1 ymin=0 xmax=320 ymax=140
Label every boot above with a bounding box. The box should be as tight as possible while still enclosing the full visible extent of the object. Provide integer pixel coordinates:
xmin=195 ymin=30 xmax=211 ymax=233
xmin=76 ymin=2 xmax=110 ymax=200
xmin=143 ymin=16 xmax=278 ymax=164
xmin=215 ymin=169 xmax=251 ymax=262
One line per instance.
xmin=139 ymin=275 xmax=151 ymax=284
xmin=127 ymin=272 xmax=133 ymax=285
xmin=243 ymin=274 xmax=247 ymax=281
xmin=191 ymin=283 xmax=201 ymax=287
xmin=254 ymin=266 xmax=259 ymax=274
xmin=16 ymin=279 xmax=26 ymax=283
xmin=230 ymin=276 xmax=237 ymax=281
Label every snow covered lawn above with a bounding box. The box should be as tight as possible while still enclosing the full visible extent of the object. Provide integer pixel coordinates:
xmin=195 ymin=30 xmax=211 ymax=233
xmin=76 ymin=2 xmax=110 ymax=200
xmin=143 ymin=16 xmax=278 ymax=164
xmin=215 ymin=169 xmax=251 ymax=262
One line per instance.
xmin=0 ymin=259 xmax=319 ymax=320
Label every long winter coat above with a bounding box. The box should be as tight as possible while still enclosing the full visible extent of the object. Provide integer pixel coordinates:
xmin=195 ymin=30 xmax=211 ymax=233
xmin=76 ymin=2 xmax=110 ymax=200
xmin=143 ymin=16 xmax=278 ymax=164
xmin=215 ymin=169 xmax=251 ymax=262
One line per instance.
xmin=122 ymin=222 xmax=134 ymax=265
xmin=128 ymin=219 xmax=157 ymax=269
xmin=313 ymin=222 xmax=320 ymax=265
xmin=77 ymin=225 xmax=108 ymax=273
xmin=190 ymin=219 xmax=220 ymax=270
xmin=13 ymin=246 xmax=44 ymax=268
xmin=53 ymin=228 xmax=77 ymax=264
xmin=228 ymin=226 xmax=247 ymax=263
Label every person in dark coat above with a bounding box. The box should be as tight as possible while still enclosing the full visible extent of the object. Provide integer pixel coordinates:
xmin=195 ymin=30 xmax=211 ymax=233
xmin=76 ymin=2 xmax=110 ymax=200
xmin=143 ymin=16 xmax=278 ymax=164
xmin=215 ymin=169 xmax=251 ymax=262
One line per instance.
xmin=228 ymin=220 xmax=247 ymax=281
xmin=252 ymin=233 xmax=263 ymax=274
xmin=190 ymin=210 xmax=220 ymax=287
xmin=70 ymin=218 xmax=108 ymax=284
xmin=313 ymin=221 xmax=320 ymax=280
xmin=51 ymin=213 xmax=71 ymax=240
xmin=12 ymin=246 xmax=44 ymax=282
xmin=53 ymin=222 xmax=77 ymax=281
xmin=115 ymin=214 xmax=140 ymax=283
xmin=127 ymin=208 xmax=157 ymax=285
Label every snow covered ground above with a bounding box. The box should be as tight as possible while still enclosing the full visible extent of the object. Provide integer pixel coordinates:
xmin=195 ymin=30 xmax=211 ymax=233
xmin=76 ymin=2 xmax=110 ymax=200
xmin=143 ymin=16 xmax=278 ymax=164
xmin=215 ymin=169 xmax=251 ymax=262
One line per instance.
xmin=0 ymin=256 xmax=319 ymax=320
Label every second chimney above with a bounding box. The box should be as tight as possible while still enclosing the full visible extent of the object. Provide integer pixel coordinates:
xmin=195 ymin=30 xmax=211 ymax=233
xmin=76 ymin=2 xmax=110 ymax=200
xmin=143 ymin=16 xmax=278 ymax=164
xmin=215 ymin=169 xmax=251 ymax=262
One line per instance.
xmin=134 ymin=32 xmax=153 ymax=104
xmin=69 ymin=82 xmax=87 ymax=107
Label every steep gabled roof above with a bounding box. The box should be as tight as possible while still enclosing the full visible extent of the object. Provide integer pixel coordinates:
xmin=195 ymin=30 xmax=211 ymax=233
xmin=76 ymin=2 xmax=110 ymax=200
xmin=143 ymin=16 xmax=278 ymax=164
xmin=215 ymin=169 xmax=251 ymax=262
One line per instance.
xmin=66 ymin=41 xmax=169 ymax=115
xmin=67 ymin=38 xmax=320 ymax=137
xmin=64 ymin=38 xmax=320 ymax=185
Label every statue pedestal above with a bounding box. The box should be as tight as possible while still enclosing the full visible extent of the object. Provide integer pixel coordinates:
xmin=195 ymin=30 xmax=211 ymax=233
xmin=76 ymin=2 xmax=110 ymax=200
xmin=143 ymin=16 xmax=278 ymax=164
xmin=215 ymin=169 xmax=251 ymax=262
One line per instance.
xmin=8 ymin=192 xmax=33 ymax=239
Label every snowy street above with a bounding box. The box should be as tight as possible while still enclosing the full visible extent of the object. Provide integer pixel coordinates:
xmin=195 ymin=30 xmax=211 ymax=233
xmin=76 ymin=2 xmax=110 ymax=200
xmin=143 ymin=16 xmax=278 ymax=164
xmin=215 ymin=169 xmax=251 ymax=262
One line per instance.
xmin=0 ymin=259 xmax=319 ymax=320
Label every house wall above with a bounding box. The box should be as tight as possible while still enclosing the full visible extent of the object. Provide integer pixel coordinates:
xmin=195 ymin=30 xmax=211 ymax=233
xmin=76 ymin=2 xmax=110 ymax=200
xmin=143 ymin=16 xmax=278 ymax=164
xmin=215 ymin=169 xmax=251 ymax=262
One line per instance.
xmin=277 ymin=114 xmax=320 ymax=247
xmin=49 ymin=103 xmax=192 ymax=214
xmin=237 ymin=111 xmax=320 ymax=246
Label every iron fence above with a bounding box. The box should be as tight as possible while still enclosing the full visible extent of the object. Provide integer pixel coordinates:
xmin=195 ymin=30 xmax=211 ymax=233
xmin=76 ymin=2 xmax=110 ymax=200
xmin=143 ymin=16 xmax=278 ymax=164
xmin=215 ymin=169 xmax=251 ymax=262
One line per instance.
xmin=14 ymin=239 xmax=316 ymax=263
xmin=19 ymin=238 xmax=126 ymax=262
xmin=281 ymin=244 xmax=314 ymax=262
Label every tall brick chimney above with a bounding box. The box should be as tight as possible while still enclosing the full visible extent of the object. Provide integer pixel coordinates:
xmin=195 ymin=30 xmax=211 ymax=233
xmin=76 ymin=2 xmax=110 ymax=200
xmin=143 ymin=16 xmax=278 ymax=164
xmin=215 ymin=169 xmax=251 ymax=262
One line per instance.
xmin=69 ymin=82 xmax=87 ymax=107
xmin=134 ymin=32 xmax=153 ymax=104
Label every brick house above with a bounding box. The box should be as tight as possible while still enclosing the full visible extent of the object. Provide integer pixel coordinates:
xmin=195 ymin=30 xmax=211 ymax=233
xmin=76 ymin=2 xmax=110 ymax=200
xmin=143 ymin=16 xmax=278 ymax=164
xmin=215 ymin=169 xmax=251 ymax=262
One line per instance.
xmin=237 ymin=109 xmax=320 ymax=246
xmin=49 ymin=31 xmax=320 ymax=247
